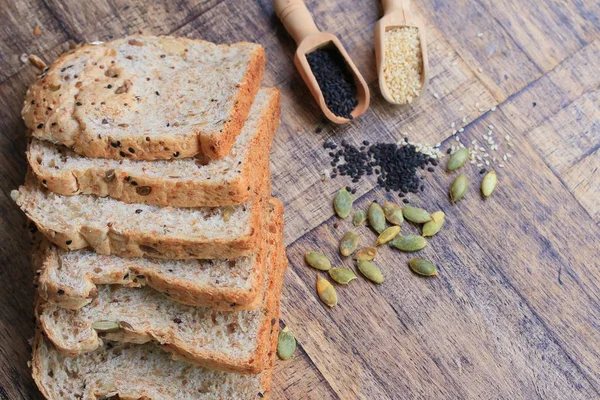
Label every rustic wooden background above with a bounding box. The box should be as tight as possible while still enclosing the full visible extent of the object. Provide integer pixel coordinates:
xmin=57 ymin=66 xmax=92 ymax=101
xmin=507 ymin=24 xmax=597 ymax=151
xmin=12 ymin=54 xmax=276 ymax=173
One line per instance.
xmin=1 ymin=0 xmax=599 ymax=399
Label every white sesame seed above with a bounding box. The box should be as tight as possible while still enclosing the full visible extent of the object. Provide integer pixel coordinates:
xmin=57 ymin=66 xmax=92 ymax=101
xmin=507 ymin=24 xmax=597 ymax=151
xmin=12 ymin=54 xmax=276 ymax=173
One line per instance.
xmin=478 ymin=67 xmax=483 ymax=72
xmin=470 ymin=160 xmax=476 ymax=164
xmin=477 ymin=156 xmax=482 ymax=161
xmin=475 ymin=102 xmax=480 ymax=107
xmin=462 ymin=116 xmax=467 ymax=123
xmin=434 ymin=93 xmax=440 ymax=99
xmin=503 ymin=155 xmax=508 ymax=161
xmin=452 ymin=61 xmax=458 ymax=66
xmin=490 ymin=106 xmax=497 ymax=111
xmin=452 ymin=130 xmax=458 ymax=135
xmin=459 ymin=128 xmax=465 ymax=133
xmin=450 ymin=122 xmax=456 ymax=128
xmin=477 ymin=163 xmax=483 ymax=168
xmin=483 ymin=153 xmax=489 ymax=157
xmin=499 ymin=164 xmax=505 ymax=168
xmin=505 ymin=135 xmax=511 ymax=141
xmin=507 ymin=153 xmax=512 ymax=158
xmin=488 ymin=124 xmax=494 ymax=130
xmin=383 ymin=27 xmax=423 ymax=104
xmin=435 ymin=142 xmax=441 ymax=148
xmin=479 ymin=107 xmax=487 ymax=112
xmin=459 ymin=106 xmax=465 ymax=111
xmin=485 ymin=160 xmax=490 ymax=166
xmin=477 ymin=32 xmax=484 ymax=38
xmin=479 ymin=146 xmax=485 ymax=151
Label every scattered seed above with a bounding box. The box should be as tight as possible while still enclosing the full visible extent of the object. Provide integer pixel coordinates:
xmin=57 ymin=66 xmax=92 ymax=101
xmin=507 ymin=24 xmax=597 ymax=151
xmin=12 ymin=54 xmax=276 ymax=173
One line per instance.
xmin=354 ymin=247 xmax=378 ymax=261
xmin=333 ymin=188 xmax=353 ymax=218
xmin=422 ymin=211 xmax=445 ymax=237
xmin=329 ymin=268 xmax=358 ymax=284
xmin=382 ymin=201 xmax=404 ymax=225
xmin=409 ymin=258 xmax=438 ymax=276
xmin=450 ymin=174 xmax=468 ymax=203
xmin=447 ymin=147 xmax=469 ymax=171
xmin=91 ymin=320 xmax=121 ymax=332
xmin=339 ymin=231 xmax=360 ymax=256
xmin=28 ymin=54 xmax=47 ymax=70
xmin=375 ymin=225 xmax=401 ymax=246
xmin=353 ymin=210 xmax=367 ymax=226
xmin=357 ymin=260 xmax=384 ymax=284
xmin=277 ymin=327 xmax=297 ymax=360
xmin=481 ymin=170 xmax=497 ymax=198
xmin=390 ymin=234 xmax=427 ymax=252
xmin=368 ymin=202 xmax=386 ymax=233
xmin=305 ymin=251 xmax=331 ymax=271
xmin=316 ymin=275 xmax=338 ymax=307
xmin=402 ymin=206 xmax=431 ymax=223
xmin=222 ymin=206 xmax=235 ymax=222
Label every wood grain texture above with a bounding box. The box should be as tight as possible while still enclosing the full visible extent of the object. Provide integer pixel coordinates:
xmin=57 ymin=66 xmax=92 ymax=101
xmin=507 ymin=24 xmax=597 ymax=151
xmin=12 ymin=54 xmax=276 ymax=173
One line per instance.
xmin=0 ymin=0 xmax=598 ymax=399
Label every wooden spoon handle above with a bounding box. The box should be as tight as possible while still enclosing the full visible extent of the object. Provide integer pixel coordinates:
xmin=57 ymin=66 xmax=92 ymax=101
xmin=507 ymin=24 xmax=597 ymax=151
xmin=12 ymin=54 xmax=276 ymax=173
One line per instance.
xmin=381 ymin=0 xmax=411 ymax=14
xmin=274 ymin=0 xmax=320 ymax=45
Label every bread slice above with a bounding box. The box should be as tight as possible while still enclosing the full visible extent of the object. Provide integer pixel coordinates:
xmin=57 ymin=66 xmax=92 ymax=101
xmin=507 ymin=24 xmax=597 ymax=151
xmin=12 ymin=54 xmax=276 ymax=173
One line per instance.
xmin=27 ymin=88 xmax=280 ymax=207
xmin=22 ymin=35 xmax=265 ymax=161
xmin=37 ymin=230 xmax=287 ymax=374
xmin=12 ymin=174 xmax=270 ymax=259
xmin=35 ymin=198 xmax=284 ymax=311
xmin=32 ymin=330 xmax=277 ymax=400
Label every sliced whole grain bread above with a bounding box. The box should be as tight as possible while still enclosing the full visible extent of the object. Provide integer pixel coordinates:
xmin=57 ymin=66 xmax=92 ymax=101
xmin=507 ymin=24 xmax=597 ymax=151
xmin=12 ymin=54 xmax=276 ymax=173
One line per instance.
xmin=37 ymin=232 xmax=287 ymax=374
xmin=12 ymin=173 xmax=270 ymax=259
xmin=27 ymin=88 xmax=280 ymax=207
xmin=35 ymin=198 xmax=283 ymax=310
xmin=22 ymin=35 xmax=265 ymax=161
xmin=32 ymin=330 xmax=277 ymax=400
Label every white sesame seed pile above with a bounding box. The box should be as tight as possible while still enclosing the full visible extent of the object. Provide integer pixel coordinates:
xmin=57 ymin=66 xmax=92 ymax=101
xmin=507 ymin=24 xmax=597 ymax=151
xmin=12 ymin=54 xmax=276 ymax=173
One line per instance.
xmin=383 ymin=27 xmax=423 ymax=104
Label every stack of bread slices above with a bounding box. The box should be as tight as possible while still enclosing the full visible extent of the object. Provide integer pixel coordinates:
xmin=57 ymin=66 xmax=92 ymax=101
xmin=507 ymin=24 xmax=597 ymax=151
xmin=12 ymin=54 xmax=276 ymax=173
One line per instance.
xmin=12 ymin=35 xmax=286 ymax=399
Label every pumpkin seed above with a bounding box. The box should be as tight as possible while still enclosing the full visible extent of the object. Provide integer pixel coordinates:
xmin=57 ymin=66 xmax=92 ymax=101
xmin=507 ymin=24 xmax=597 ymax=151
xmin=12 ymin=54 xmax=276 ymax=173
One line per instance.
xmin=92 ymin=320 xmax=121 ymax=332
xmin=383 ymin=201 xmax=404 ymax=225
xmin=481 ymin=170 xmax=497 ymax=198
xmin=402 ymin=206 xmax=431 ymax=224
xmin=375 ymin=225 xmax=401 ymax=246
xmin=222 ymin=205 xmax=235 ymax=222
xmin=447 ymin=148 xmax=470 ymax=171
xmin=422 ymin=211 xmax=445 ymax=237
xmin=305 ymin=251 xmax=331 ymax=271
xmin=316 ymin=275 xmax=338 ymax=307
xmin=333 ymin=189 xmax=353 ymax=218
xmin=339 ymin=231 xmax=360 ymax=256
xmin=409 ymin=258 xmax=438 ymax=276
xmin=450 ymin=174 xmax=468 ymax=203
xmin=368 ymin=202 xmax=386 ymax=233
xmin=277 ymin=327 xmax=297 ymax=360
xmin=357 ymin=260 xmax=384 ymax=284
xmin=328 ymin=268 xmax=357 ymax=284
xmin=391 ymin=234 xmax=427 ymax=252
xmin=354 ymin=247 xmax=378 ymax=261
xmin=353 ymin=210 xmax=367 ymax=226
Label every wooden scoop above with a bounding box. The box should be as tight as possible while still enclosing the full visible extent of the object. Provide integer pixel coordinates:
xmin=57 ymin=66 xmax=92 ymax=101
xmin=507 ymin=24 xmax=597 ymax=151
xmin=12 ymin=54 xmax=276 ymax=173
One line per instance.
xmin=274 ymin=0 xmax=370 ymax=124
xmin=374 ymin=0 xmax=429 ymax=104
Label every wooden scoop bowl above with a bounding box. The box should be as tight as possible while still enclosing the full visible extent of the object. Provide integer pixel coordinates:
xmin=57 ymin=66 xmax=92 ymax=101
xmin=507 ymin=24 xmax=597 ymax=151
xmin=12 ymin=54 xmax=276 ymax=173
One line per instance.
xmin=374 ymin=0 xmax=429 ymax=104
xmin=274 ymin=0 xmax=370 ymax=124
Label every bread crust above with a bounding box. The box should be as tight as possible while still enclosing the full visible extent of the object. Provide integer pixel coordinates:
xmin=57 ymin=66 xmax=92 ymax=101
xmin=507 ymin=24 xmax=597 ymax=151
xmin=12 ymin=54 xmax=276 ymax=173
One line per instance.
xmin=27 ymin=88 xmax=280 ymax=207
xmin=23 ymin=35 xmax=266 ymax=161
xmin=36 ymin=199 xmax=283 ymax=311
xmin=36 ymin=206 xmax=286 ymax=374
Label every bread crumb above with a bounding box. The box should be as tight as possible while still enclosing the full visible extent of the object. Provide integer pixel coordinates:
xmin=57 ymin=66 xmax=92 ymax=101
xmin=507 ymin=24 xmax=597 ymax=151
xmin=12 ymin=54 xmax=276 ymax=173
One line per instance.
xmin=33 ymin=25 xmax=42 ymax=36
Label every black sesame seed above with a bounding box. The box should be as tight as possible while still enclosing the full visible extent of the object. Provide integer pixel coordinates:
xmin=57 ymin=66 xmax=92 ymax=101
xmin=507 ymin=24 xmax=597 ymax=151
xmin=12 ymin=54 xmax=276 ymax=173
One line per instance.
xmin=173 ymin=152 xmax=180 ymax=157
xmin=480 ymin=168 xmax=488 ymax=174
xmin=119 ymin=151 xmax=126 ymax=157
xmin=155 ymin=91 xmax=160 ymax=96
xmin=446 ymin=148 xmax=452 ymax=154
xmin=427 ymin=167 xmax=435 ymax=172
xmin=107 ymin=84 xmax=112 ymax=89
xmin=315 ymin=127 xmax=323 ymax=134
xmin=66 ymin=240 xmax=72 ymax=245
xmin=135 ymin=209 xmax=143 ymax=214
xmin=403 ymin=198 xmax=410 ymax=204
xmin=128 ymin=147 xmax=135 ymax=153
xmin=160 ymin=54 xmax=166 ymax=58
xmin=57 ymin=289 xmax=65 ymax=295
xmin=37 ymin=123 xmax=44 ymax=129
xmin=76 ymin=102 xmax=82 ymax=106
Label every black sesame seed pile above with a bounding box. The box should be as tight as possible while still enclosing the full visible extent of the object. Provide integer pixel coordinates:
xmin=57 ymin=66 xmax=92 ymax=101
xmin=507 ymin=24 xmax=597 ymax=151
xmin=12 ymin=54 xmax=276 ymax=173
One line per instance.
xmin=306 ymin=47 xmax=358 ymax=120
xmin=324 ymin=138 xmax=438 ymax=201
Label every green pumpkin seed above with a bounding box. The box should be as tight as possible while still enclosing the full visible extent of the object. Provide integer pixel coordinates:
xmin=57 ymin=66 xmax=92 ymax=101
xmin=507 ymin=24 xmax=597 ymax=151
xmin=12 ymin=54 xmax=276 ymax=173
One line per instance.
xmin=305 ymin=251 xmax=331 ymax=271
xmin=92 ymin=320 xmax=121 ymax=332
xmin=333 ymin=189 xmax=353 ymax=218
xmin=328 ymin=268 xmax=357 ymax=284
xmin=354 ymin=247 xmax=378 ymax=261
xmin=447 ymin=148 xmax=470 ymax=171
xmin=390 ymin=234 xmax=427 ymax=252
xmin=353 ymin=210 xmax=367 ymax=226
xmin=339 ymin=231 xmax=360 ymax=256
xmin=402 ymin=206 xmax=431 ymax=224
xmin=481 ymin=170 xmax=497 ymax=198
xmin=409 ymin=258 xmax=438 ymax=276
xmin=277 ymin=327 xmax=297 ymax=360
xmin=316 ymin=275 xmax=338 ymax=307
xmin=422 ymin=211 xmax=445 ymax=237
xmin=450 ymin=174 xmax=468 ymax=203
xmin=375 ymin=225 xmax=401 ymax=246
xmin=383 ymin=201 xmax=404 ymax=225
xmin=357 ymin=260 xmax=384 ymax=284
xmin=368 ymin=202 xmax=386 ymax=233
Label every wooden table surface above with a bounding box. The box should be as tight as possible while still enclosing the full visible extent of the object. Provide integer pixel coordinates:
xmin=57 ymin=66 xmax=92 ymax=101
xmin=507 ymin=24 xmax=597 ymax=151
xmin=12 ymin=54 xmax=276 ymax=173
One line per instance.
xmin=1 ymin=0 xmax=599 ymax=399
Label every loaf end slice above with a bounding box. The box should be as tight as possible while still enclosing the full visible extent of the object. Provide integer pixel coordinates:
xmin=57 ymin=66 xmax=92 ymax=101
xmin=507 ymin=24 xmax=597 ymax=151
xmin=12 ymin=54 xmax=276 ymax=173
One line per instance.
xmin=12 ymin=172 xmax=268 ymax=259
xmin=37 ymin=204 xmax=286 ymax=374
xmin=36 ymin=198 xmax=284 ymax=310
xmin=27 ymin=88 xmax=280 ymax=207
xmin=23 ymin=35 xmax=265 ymax=161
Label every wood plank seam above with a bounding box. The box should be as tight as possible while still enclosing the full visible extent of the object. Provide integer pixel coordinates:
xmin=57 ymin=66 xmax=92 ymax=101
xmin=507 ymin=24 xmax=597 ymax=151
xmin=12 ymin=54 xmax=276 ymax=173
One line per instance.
xmin=39 ymin=0 xmax=76 ymax=41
